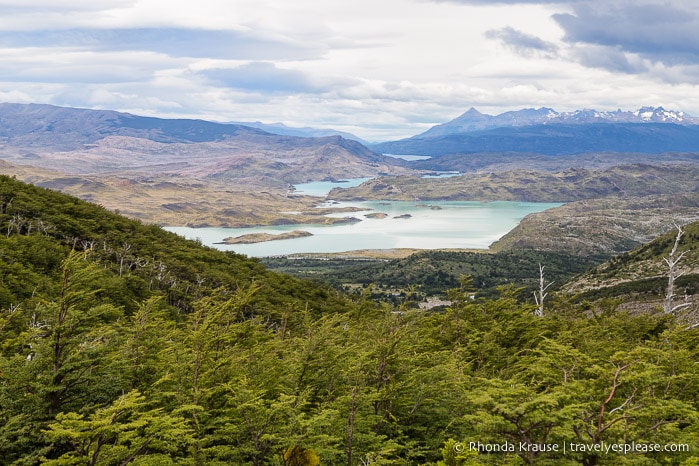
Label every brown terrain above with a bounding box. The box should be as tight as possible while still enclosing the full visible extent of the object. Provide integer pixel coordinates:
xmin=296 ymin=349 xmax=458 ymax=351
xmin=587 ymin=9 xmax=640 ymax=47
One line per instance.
xmin=2 ymin=103 xmax=699 ymax=265
xmin=0 ymin=104 xmax=410 ymax=227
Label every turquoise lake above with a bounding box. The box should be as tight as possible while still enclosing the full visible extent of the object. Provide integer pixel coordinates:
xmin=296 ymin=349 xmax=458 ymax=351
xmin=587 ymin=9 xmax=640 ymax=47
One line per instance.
xmin=165 ymin=200 xmax=561 ymax=257
xmin=292 ymin=178 xmax=373 ymax=196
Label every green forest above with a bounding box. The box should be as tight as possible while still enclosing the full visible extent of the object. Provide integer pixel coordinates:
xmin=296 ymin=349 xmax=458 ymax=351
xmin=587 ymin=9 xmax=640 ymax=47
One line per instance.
xmin=261 ymin=250 xmax=609 ymax=303
xmin=0 ymin=174 xmax=697 ymax=465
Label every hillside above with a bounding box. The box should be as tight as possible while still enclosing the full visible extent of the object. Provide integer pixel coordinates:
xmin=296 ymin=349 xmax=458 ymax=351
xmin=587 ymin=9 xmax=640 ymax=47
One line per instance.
xmin=328 ymin=164 xmax=699 ymax=203
xmin=0 ymin=159 xmax=324 ymax=227
xmin=563 ymin=220 xmax=699 ymax=314
xmin=410 ymin=151 xmax=699 ymax=173
xmin=491 ymin=193 xmax=699 ymax=256
xmin=0 ymin=103 xmax=408 ymax=188
xmin=0 ymin=174 xmax=347 ymax=315
xmin=0 ymin=102 xmax=268 ymax=148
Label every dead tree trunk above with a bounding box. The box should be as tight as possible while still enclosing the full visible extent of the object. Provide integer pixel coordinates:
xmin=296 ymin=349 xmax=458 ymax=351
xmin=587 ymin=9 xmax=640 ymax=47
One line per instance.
xmin=663 ymin=224 xmax=690 ymax=314
xmin=534 ymin=263 xmax=553 ymax=317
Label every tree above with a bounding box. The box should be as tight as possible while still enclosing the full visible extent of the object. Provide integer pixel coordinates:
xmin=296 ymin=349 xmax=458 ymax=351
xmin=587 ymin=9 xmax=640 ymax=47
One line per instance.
xmin=33 ymin=250 xmax=125 ymax=416
xmin=42 ymin=390 xmax=193 ymax=465
xmin=534 ymin=263 xmax=553 ymax=317
xmin=282 ymin=445 xmax=321 ymax=466
xmin=121 ymin=296 xmax=175 ymax=391
xmin=663 ymin=224 xmax=690 ymax=314
xmin=0 ymin=250 xmax=128 ymax=463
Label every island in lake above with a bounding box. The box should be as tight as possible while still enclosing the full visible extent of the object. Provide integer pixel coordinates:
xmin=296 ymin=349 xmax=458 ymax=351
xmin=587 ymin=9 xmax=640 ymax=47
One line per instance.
xmin=217 ymin=230 xmax=313 ymax=244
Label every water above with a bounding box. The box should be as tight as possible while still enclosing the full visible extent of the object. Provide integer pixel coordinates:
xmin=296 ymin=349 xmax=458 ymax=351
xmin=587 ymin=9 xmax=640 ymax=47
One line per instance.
xmin=165 ymin=200 xmax=561 ymax=257
xmin=382 ymin=153 xmax=433 ymax=161
xmin=292 ymin=178 xmax=372 ymax=197
xmin=422 ymin=172 xmax=461 ymax=179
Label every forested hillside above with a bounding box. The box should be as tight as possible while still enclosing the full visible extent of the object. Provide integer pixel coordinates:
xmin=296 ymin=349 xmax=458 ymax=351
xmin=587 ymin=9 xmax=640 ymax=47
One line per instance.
xmin=0 ymin=175 xmax=346 ymax=317
xmin=564 ymin=221 xmax=699 ymax=308
xmin=1 ymin=176 xmax=697 ymax=465
xmin=263 ymin=249 xmax=608 ymax=303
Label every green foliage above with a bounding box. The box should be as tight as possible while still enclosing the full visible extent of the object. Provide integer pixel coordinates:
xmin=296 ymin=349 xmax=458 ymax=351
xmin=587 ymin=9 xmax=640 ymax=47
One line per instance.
xmin=42 ymin=390 xmax=193 ymax=465
xmin=0 ymin=176 xmax=697 ymax=465
xmin=0 ymin=174 xmax=348 ymax=317
xmin=262 ymin=249 xmax=608 ymax=302
xmin=282 ymin=445 xmax=321 ymax=466
xmin=438 ymin=439 xmax=479 ymax=466
xmin=570 ymin=220 xmax=699 ymax=305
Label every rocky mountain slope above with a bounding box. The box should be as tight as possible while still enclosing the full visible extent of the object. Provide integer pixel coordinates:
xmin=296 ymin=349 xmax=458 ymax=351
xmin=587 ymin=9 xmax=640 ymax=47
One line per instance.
xmin=328 ymin=164 xmax=699 ymax=203
xmin=491 ymin=193 xmax=699 ymax=256
xmin=409 ymin=151 xmax=699 ymax=173
xmin=230 ymin=120 xmax=367 ymax=143
xmin=0 ymin=103 xmax=407 ymax=188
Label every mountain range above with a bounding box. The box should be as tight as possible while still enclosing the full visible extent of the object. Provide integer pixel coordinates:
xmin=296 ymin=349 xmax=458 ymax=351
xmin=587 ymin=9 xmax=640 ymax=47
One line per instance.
xmin=4 ymin=103 xmax=699 ymax=163
xmin=0 ymin=103 xmax=406 ymax=187
xmin=415 ymin=106 xmax=699 ymax=138
xmin=0 ymin=102 xmax=269 ymax=149
xmin=371 ymin=106 xmax=699 ymax=157
xmin=229 ymin=120 xmax=367 ymax=144
xmin=0 ymin=101 xmax=697 ymax=311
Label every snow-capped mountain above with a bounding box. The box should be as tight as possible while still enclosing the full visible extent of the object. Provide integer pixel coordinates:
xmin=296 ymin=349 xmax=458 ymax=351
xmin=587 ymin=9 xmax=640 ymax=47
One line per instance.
xmin=550 ymin=107 xmax=692 ymax=125
xmin=416 ymin=106 xmax=698 ymax=139
xmin=370 ymin=106 xmax=699 ymax=157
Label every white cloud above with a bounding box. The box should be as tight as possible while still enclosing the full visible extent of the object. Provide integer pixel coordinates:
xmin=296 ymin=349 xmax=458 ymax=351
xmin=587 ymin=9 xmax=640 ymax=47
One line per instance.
xmin=0 ymin=0 xmax=698 ymax=140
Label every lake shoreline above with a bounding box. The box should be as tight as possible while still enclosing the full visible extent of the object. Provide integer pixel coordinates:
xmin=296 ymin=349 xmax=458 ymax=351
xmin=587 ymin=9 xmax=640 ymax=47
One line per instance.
xmin=165 ymin=200 xmax=562 ymax=257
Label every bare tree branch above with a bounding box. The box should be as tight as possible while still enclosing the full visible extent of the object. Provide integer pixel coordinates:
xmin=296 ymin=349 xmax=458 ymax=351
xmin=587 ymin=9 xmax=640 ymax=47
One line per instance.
xmin=534 ymin=263 xmax=553 ymax=317
xmin=664 ymin=223 xmax=690 ymax=314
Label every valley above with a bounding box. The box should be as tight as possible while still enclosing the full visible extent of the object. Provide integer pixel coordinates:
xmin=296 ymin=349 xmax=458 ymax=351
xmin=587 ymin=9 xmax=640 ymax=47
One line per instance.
xmin=1 ymin=103 xmax=698 ymax=464
xmin=2 ymin=103 xmax=699 ymax=309
xmin=2 ymin=104 xmax=699 ymax=304
xmin=6 ymin=0 xmax=699 ymax=459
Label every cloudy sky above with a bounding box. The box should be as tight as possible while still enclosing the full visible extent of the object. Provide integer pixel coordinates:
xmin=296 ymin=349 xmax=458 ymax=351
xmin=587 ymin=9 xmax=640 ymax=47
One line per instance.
xmin=1 ymin=0 xmax=699 ymax=140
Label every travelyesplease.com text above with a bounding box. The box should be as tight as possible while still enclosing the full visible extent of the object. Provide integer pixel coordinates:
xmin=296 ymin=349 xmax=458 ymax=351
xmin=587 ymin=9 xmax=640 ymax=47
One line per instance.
xmin=455 ymin=440 xmax=691 ymax=456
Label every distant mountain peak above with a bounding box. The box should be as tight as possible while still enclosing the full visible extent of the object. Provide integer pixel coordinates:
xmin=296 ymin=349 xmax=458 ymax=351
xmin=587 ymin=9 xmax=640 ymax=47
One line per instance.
xmin=452 ymin=107 xmax=487 ymax=122
xmin=633 ymin=106 xmax=686 ymax=123
xmin=462 ymin=107 xmax=483 ymax=115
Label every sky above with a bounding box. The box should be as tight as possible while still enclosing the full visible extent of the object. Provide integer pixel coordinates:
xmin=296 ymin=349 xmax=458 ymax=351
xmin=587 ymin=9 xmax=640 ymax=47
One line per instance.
xmin=1 ymin=0 xmax=699 ymax=141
